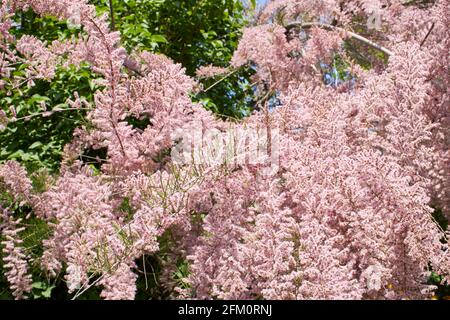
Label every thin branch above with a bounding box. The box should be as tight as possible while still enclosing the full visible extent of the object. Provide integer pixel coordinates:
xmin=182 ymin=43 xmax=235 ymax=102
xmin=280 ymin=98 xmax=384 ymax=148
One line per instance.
xmin=420 ymin=22 xmax=435 ymax=47
xmin=11 ymin=107 xmax=91 ymax=122
xmin=142 ymin=255 xmax=148 ymax=290
xmin=201 ymin=68 xmax=240 ymax=93
xmin=108 ymin=0 xmax=116 ymax=31
xmin=285 ymin=21 xmax=394 ymax=57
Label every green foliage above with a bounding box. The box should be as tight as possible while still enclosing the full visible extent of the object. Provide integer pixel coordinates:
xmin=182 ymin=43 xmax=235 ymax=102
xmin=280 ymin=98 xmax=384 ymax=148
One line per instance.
xmin=132 ymin=229 xmax=193 ymax=300
xmin=0 ymin=0 xmax=253 ymax=173
xmin=93 ymin=0 xmax=256 ymax=118
xmin=31 ymin=281 xmax=56 ymax=300
xmin=0 ymin=9 xmax=99 ymax=172
xmin=10 ymin=9 xmax=81 ymax=41
xmin=428 ymin=272 xmax=450 ymax=299
xmin=0 ymin=64 xmax=95 ymax=173
xmin=343 ymin=15 xmax=389 ymax=70
xmin=94 ymin=0 xmax=245 ymax=74
xmin=195 ymin=66 xmax=256 ymax=119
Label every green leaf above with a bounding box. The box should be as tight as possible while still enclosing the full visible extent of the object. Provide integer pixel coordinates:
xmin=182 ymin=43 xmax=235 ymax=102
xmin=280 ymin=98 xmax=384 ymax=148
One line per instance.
xmin=41 ymin=285 xmax=55 ymax=298
xmin=150 ymin=34 xmax=168 ymax=43
xmin=32 ymin=282 xmax=46 ymax=289
xmin=29 ymin=141 xmax=43 ymax=149
xmin=7 ymin=150 xmax=24 ymax=159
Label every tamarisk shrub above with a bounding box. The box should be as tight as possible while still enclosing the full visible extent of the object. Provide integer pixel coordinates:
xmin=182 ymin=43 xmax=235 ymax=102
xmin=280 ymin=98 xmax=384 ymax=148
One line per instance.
xmin=0 ymin=0 xmax=449 ymax=299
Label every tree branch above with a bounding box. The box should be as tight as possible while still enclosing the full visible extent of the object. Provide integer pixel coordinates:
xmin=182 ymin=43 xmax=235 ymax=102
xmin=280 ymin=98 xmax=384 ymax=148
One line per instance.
xmin=201 ymin=68 xmax=240 ymax=93
xmin=108 ymin=0 xmax=116 ymax=31
xmin=420 ymin=22 xmax=435 ymax=47
xmin=285 ymin=21 xmax=394 ymax=57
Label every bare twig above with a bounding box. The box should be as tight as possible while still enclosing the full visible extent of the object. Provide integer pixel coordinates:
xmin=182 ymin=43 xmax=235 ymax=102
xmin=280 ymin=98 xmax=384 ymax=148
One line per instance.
xmin=420 ymin=22 xmax=435 ymax=47
xmin=201 ymin=68 xmax=240 ymax=93
xmin=12 ymin=107 xmax=91 ymax=122
xmin=285 ymin=21 xmax=394 ymax=57
xmin=143 ymin=255 xmax=148 ymax=290
xmin=108 ymin=0 xmax=116 ymax=31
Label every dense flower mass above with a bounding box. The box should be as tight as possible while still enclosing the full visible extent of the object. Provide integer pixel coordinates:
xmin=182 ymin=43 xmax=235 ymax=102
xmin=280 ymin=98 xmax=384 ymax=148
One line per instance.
xmin=1 ymin=208 xmax=32 ymax=300
xmin=0 ymin=0 xmax=449 ymax=299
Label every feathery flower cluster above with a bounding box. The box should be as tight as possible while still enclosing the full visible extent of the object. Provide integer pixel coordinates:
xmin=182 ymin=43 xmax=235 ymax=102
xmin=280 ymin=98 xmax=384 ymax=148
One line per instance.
xmin=184 ymin=0 xmax=449 ymax=299
xmin=0 ymin=0 xmax=448 ymax=300
xmin=1 ymin=208 xmax=32 ymax=300
xmin=196 ymin=65 xmax=229 ymax=79
xmin=231 ymin=24 xmax=304 ymax=90
xmin=16 ymin=35 xmax=58 ymax=81
xmin=258 ymin=0 xmax=338 ymax=24
xmin=0 ymin=160 xmax=33 ymax=206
